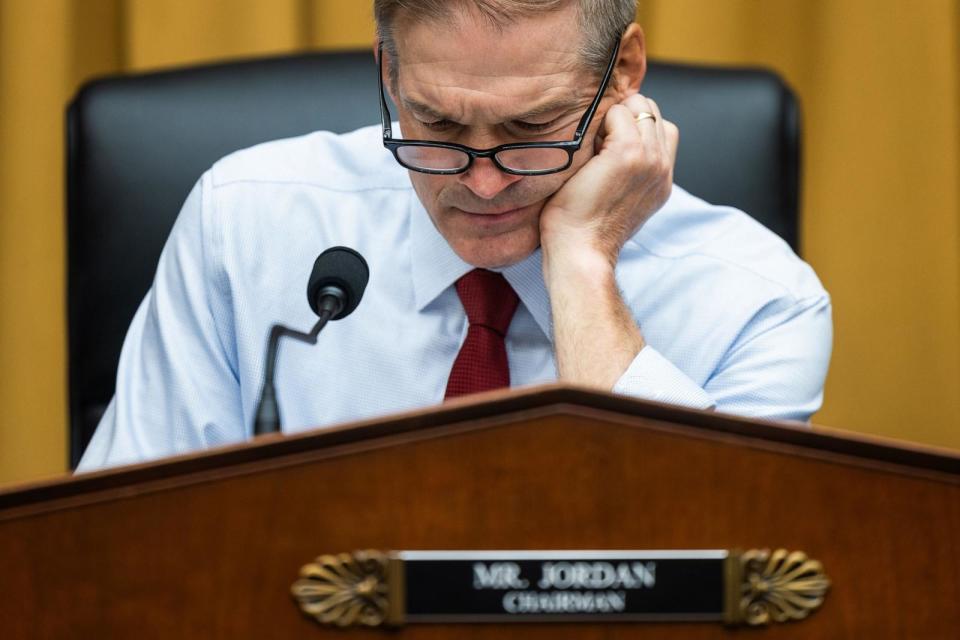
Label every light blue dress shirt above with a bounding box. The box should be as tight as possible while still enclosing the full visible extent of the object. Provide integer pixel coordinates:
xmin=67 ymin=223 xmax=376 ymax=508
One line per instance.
xmin=78 ymin=124 xmax=832 ymax=471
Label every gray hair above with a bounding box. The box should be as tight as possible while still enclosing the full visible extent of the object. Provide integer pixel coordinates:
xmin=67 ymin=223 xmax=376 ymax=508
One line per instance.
xmin=374 ymin=0 xmax=637 ymax=82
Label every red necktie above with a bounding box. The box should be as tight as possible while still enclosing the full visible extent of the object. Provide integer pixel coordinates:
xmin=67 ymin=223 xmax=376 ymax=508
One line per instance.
xmin=444 ymin=269 xmax=520 ymax=399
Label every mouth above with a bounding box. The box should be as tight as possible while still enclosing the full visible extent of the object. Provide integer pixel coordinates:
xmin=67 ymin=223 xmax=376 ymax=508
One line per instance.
xmin=454 ymin=202 xmax=539 ymax=225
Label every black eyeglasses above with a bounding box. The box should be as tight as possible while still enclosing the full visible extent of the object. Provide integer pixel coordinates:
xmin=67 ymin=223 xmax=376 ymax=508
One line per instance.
xmin=378 ymin=39 xmax=621 ymax=176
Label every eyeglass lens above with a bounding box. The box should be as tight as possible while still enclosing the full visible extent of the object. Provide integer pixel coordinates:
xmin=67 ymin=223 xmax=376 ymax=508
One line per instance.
xmin=396 ymin=145 xmax=570 ymax=173
xmin=397 ymin=146 xmax=469 ymax=171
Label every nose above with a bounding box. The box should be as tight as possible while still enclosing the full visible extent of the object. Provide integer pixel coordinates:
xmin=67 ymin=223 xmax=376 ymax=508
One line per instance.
xmin=457 ymin=157 xmax=523 ymax=200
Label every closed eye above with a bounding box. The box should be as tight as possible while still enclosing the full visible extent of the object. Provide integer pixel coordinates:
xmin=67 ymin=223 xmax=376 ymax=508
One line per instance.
xmin=513 ymin=119 xmax=559 ymax=133
xmin=419 ymin=119 xmax=458 ymax=132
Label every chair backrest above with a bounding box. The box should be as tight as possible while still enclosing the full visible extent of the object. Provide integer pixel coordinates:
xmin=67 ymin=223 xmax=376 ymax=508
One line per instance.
xmin=66 ymin=50 xmax=801 ymax=467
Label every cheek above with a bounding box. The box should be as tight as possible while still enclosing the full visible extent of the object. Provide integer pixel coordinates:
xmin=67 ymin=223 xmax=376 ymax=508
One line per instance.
xmin=408 ymin=172 xmax=447 ymax=207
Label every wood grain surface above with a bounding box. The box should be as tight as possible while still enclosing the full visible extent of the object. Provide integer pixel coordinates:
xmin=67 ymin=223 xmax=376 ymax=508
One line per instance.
xmin=1 ymin=386 xmax=958 ymax=639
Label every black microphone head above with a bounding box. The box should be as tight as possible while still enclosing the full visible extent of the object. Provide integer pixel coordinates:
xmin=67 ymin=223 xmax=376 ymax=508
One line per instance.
xmin=307 ymin=246 xmax=369 ymax=320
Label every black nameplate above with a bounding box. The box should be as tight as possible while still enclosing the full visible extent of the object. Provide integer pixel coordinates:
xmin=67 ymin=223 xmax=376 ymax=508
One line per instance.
xmin=400 ymin=550 xmax=728 ymax=622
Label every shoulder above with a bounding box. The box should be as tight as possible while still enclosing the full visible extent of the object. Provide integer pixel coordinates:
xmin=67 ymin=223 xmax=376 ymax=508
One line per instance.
xmin=186 ymin=125 xmax=416 ymax=291
xmin=625 ymin=185 xmax=826 ymax=304
xmin=206 ymin=124 xmax=411 ymax=194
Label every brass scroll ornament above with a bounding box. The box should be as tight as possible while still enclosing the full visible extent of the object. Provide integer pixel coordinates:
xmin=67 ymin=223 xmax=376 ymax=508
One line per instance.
xmin=727 ymin=548 xmax=832 ymax=626
xmin=290 ymin=550 xmax=403 ymax=627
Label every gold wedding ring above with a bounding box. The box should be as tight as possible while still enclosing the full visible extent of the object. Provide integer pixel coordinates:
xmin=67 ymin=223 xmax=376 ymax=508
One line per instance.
xmin=635 ymin=112 xmax=657 ymax=125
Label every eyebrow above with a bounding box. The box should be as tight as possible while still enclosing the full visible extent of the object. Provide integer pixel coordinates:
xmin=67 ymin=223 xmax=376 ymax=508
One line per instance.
xmin=400 ymin=94 xmax=584 ymax=123
xmin=402 ymin=97 xmax=448 ymax=121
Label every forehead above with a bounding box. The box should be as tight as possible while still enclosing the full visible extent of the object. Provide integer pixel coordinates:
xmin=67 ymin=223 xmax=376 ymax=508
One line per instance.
xmin=392 ymin=6 xmax=592 ymax=121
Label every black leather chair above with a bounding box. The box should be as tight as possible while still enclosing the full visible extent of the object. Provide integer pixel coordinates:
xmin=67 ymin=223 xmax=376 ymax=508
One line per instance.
xmin=66 ymin=50 xmax=801 ymax=467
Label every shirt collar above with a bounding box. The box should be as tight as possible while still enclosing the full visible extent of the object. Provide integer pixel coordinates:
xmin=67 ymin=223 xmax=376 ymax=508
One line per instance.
xmin=408 ymin=194 xmax=554 ymax=341
xmin=502 ymin=250 xmax=553 ymax=341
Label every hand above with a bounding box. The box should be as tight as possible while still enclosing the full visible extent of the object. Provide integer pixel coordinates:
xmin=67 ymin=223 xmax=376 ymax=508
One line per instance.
xmin=539 ymin=94 xmax=677 ymax=390
xmin=539 ymin=94 xmax=679 ymax=268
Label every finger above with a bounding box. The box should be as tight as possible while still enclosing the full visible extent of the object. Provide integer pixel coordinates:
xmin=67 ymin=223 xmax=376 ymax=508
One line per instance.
xmin=647 ymin=98 xmax=679 ymax=165
xmin=601 ymin=103 xmax=645 ymax=148
xmin=644 ymin=98 xmax=665 ymax=148
xmin=664 ymin=119 xmax=679 ymax=165
xmin=622 ymin=94 xmax=661 ymax=160
xmin=639 ymin=96 xmax=676 ymax=167
xmin=623 ymin=94 xmax=658 ymax=133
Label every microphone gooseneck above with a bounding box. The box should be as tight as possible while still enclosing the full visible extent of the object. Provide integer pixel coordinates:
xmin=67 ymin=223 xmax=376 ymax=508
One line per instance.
xmin=253 ymin=247 xmax=370 ymax=436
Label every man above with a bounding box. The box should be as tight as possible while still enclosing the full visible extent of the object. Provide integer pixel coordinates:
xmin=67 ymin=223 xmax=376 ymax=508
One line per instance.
xmin=78 ymin=0 xmax=831 ymax=471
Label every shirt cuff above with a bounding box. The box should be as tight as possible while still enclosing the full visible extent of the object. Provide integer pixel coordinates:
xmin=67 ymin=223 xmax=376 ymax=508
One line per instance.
xmin=612 ymin=346 xmax=715 ymax=410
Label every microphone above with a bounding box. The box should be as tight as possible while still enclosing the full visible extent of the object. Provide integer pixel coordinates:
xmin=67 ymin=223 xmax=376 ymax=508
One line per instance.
xmin=253 ymin=246 xmax=369 ymax=436
xmin=307 ymin=246 xmax=369 ymax=320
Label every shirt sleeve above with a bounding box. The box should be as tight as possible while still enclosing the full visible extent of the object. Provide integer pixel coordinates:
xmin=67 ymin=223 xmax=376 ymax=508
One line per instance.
xmin=77 ymin=172 xmax=244 ymax=472
xmin=612 ymin=346 xmax=716 ymax=410
xmin=612 ymin=293 xmax=833 ymax=422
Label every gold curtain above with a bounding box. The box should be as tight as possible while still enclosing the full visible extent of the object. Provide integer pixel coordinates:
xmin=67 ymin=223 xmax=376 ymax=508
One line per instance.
xmin=1 ymin=0 xmax=958 ymax=485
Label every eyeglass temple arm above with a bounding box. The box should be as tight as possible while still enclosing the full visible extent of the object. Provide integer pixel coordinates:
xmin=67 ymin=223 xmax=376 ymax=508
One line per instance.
xmin=377 ymin=42 xmax=394 ymax=139
xmin=572 ymin=38 xmax=622 ymax=140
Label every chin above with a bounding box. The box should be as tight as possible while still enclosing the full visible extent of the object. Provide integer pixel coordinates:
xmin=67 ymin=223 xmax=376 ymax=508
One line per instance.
xmin=451 ymin=229 xmax=540 ymax=269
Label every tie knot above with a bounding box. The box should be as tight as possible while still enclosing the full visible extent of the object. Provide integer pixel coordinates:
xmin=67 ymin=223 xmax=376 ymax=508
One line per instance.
xmin=455 ymin=269 xmax=519 ymax=336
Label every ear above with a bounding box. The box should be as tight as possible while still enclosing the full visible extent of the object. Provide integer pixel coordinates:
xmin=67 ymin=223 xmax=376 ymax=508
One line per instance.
xmin=615 ymin=23 xmax=647 ymax=97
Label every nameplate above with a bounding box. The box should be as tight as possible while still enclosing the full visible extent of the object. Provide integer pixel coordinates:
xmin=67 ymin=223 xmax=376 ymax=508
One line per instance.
xmin=290 ymin=548 xmax=829 ymax=629
xmin=402 ymin=550 xmax=723 ymax=621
